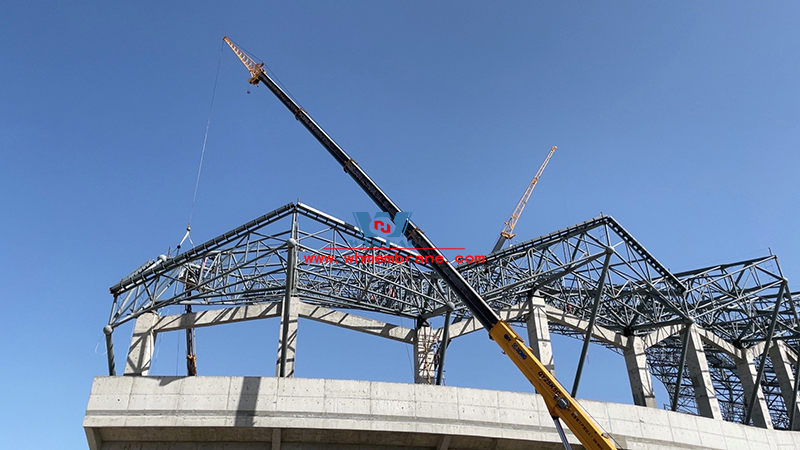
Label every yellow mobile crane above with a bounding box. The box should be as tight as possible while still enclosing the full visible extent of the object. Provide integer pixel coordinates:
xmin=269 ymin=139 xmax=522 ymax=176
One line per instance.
xmin=224 ymin=37 xmax=617 ymax=450
xmin=491 ymin=145 xmax=557 ymax=253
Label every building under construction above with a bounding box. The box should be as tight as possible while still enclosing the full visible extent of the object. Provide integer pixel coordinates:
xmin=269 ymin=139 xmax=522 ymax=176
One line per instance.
xmin=84 ymin=38 xmax=800 ymax=450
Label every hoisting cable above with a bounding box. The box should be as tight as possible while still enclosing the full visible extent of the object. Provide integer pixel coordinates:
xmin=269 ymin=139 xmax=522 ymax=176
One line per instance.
xmin=178 ymin=40 xmax=224 ymax=252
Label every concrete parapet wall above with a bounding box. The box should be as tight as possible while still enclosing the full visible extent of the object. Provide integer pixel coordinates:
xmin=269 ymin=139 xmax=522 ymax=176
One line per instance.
xmin=84 ymin=376 xmax=800 ymax=450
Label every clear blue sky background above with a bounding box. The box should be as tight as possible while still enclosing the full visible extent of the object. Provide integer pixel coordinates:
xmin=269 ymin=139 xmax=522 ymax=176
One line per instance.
xmin=2 ymin=2 xmax=799 ymax=448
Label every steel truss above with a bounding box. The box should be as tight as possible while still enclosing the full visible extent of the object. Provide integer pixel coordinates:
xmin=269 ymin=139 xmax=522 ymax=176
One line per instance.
xmin=108 ymin=202 xmax=454 ymax=327
xmin=106 ymin=201 xmax=800 ymax=429
xmin=647 ymin=257 xmax=800 ymax=427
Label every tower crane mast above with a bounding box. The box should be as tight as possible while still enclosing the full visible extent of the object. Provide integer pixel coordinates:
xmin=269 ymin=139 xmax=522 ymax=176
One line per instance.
xmin=224 ymin=37 xmax=617 ymax=450
xmin=491 ymin=146 xmax=556 ymax=253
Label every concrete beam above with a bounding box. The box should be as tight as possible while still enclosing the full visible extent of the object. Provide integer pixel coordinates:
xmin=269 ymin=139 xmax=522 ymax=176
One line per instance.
xmin=642 ymin=323 xmax=684 ymax=348
xmin=685 ymin=326 xmax=722 ymax=420
xmin=154 ymin=303 xmax=281 ymax=332
xmin=769 ymin=342 xmax=800 ymax=430
xmin=735 ymin=353 xmax=774 ymax=429
xmin=545 ymin=305 xmax=627 ymax=349
xmin=447 ymin=303 xmax=528 ymax=339
xmin=624 ymin=337 xmax=657 ymax=408
xmin=697 ymin=328 xmax=740 ymax=357
xmin=526 ymin=296 xmax=555 ymax=376
xmin=297 ymin=302 xmax=414 ymax=343
xmin=124 ymin=312 xmax=159 ymax=376
xmin=447 ymin=300 xmax=625 ymax=354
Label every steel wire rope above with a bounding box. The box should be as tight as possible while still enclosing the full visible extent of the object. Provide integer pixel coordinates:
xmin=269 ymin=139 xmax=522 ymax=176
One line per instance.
xmin=179 ymin=41 xmax=224 ymax=251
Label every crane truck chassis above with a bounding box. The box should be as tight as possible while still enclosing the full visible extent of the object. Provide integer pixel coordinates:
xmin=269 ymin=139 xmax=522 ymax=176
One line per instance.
xmin=223 ymin=36 xmax=618 ymax=450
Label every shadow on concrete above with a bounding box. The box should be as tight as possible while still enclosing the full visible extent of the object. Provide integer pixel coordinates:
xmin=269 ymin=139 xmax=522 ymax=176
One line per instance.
xmin=234 ymin=376 xmax=261 ymax=426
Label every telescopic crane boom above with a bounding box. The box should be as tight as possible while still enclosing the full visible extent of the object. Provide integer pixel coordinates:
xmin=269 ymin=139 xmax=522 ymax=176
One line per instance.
xmin=491 ymin=146 xmax=556 ymax=253
xmin=223 ymin=36 xmax=617 ymax=450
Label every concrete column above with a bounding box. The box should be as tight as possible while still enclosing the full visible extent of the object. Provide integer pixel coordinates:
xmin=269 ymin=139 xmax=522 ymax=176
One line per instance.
xmin=685 ymin=326 xmax=722 ymax=419
xmin=124 ymin=312 xmax=159 ymax=376
xmin=526 ymin=295 xmax=555 ymax=376
xmin=768 ymin=343 xmax=800 ymax=430
xmin=272 ymin=428 xmax=281 ymax=450
xmin=275 ymin=295 xmax=299 ymax=377
xmin=414 ymin=324 xmax=437 ymax=384
xmin=736 ymin=353 xmax=774 ymax=429
xmin=624 ymin=337 xmax=657 ymax=408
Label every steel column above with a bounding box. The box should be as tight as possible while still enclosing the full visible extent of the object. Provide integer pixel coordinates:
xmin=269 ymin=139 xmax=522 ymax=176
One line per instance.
xmin=435 ymin=306 xmax=453 ymax=386
xmin=671 ymin=324 xmax=692 ymax=411
xmin=103 ymin=325 xmax=115 ymax=376
xmin=744 ymin=281 xmax=785 ymax=425
xmin=278 ymin=213 xmax=299 ymax=378
xmin=185 ymin=305 xmax=197 ymax=376
xmin=571 ymin=250 xmax=612 ymax=397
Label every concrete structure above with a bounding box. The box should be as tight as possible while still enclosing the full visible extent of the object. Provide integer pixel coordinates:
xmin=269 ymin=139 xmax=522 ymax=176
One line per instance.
xmin=118 ymin=290 xmax=800 ymax=429
xmin=685 ymin=326 xmax=723 ymax=421
xmin=84 ymin=376 xmax=800 ymax=450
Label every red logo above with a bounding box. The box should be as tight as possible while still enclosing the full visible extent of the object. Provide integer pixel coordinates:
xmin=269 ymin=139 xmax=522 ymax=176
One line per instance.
xmin=372 ymin=219 xmax=393 ymax=235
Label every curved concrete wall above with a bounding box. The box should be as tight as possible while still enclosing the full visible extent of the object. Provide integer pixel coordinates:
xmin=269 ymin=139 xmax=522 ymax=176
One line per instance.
xmin=84 ymin=376 xmax=800 ymax=450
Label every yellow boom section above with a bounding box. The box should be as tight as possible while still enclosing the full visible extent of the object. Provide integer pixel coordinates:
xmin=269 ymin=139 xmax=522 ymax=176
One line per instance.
xmin=223 ymin=36 xmax=265 ymax=84
xmin=489 ymin=321 xmax=617 ymax=450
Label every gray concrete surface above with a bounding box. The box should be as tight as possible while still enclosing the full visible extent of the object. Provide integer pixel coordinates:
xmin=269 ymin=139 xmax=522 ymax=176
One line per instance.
xmin=84 ymin=376 xmax=800 ymax=450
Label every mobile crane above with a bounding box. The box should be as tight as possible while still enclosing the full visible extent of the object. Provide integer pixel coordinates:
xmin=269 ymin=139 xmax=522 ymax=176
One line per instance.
xmin=491 ymin=145 xmax=556 ymax=253
xmin=223 ymin=36 xmax=617 ymax=450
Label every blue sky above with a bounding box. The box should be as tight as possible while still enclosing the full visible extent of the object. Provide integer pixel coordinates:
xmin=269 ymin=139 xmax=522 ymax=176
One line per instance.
xmin=2 ymin=2 xmax=799 ymax=448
